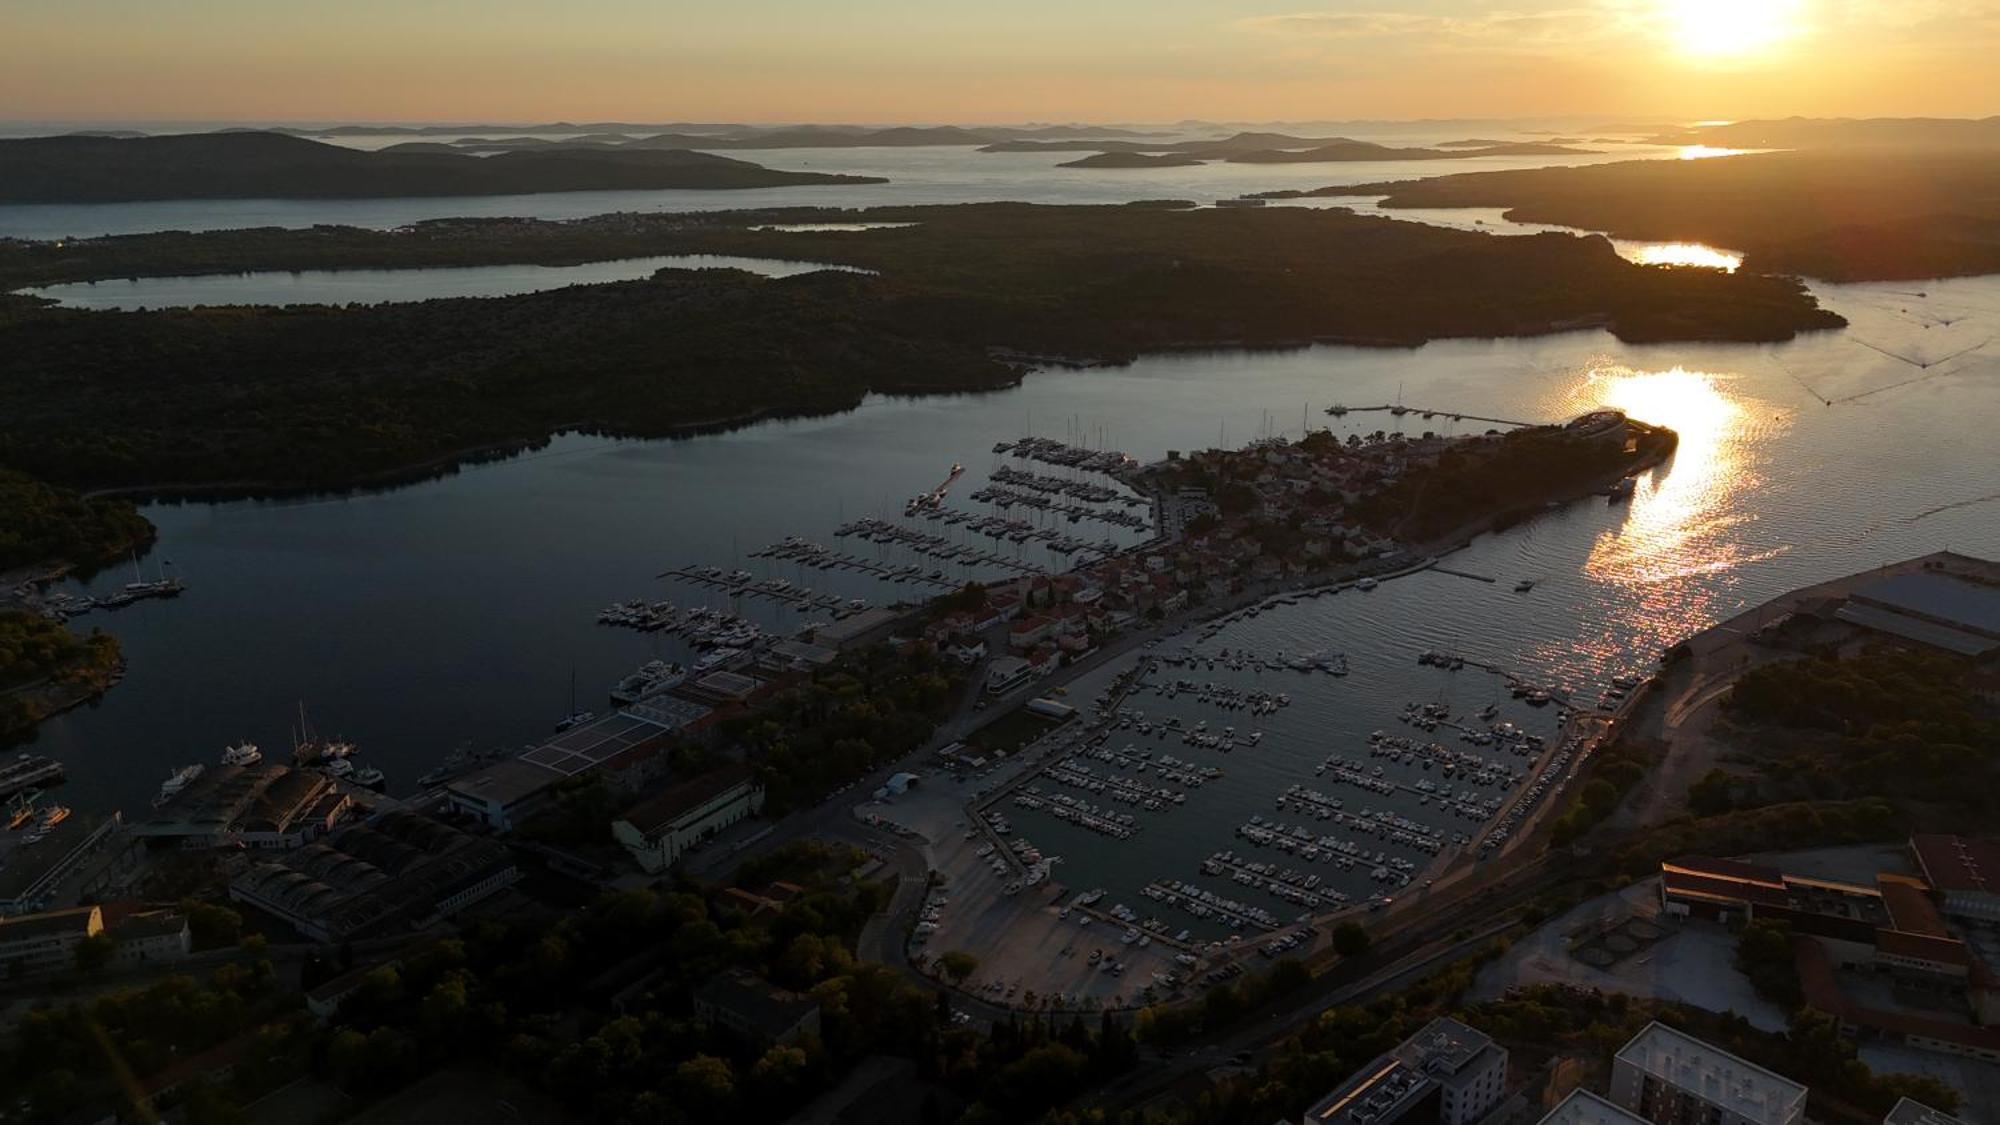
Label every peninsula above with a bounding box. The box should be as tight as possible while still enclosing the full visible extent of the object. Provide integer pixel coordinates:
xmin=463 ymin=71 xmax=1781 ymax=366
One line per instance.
xmin=0 ymin=203 xmax=1841 ymax=498
xmin=0 ymin=131 xmax=887 ymax=204
xmin=1255 ymin=146 xmax=2000 ymax=281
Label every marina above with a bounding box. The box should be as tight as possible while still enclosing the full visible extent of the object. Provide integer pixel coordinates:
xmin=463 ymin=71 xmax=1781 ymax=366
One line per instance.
xmin=25 ymin=268 xmax=2000 ymax=838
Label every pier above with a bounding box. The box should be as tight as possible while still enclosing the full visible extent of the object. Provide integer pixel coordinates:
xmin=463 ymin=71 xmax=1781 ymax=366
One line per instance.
xmin=660 ymin=565 xmax=901 ymax=607
xmin=1326 ymin=404 xmax=1537 ymax=429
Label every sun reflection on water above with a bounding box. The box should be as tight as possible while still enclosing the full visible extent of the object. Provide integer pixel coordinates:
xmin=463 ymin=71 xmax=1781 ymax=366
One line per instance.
xmin=1627 ymin=242 xmax=1743 ymax=271
xmin=1574 ymin=365 xmax=1790 ymax=654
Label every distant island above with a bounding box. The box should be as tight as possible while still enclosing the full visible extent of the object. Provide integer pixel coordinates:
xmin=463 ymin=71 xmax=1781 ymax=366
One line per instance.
xmin=1057 ymin=152 xmax=1204 ymax=169
xmin=1254 ymin=146 xmax=2000 ymax=281
xmin=983 ymin=131 xmax=1596 ymax=165
xmin=0 ymin=131 xmax=887 ymax=204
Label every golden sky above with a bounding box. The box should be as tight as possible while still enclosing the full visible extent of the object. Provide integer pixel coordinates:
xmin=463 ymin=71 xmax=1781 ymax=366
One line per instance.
xmin=4 ymin=1 xmax=1995 ymax=123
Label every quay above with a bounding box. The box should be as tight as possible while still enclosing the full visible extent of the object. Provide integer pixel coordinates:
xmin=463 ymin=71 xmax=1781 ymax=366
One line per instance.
xmin=0 ymin=755 xmax=66 ymax=802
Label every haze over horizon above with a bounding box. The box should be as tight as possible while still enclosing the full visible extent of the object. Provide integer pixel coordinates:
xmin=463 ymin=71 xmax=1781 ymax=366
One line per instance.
xmin=6 ymin=0 xmax=1996 ymax=125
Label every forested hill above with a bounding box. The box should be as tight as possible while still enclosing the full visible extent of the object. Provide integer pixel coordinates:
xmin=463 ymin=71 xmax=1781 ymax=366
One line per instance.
xmin=0 ymin=132 xmax=886 ymax=203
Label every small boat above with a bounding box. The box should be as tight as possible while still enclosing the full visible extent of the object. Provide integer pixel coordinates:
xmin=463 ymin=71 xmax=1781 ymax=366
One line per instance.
xmin=37 ymin=805 xmax=71 ymax=830
xmin=351 ymin=765 xmax=386 ymax=789
xmin=1356 ymin=577 xmax=1379 ymax=591
xmin=1514 ymin=579 xmax=1536 ymax=593
xmin=220 ymin=741 xmax=262 ymax=767
xmin=554 ymin=668 xmax=593 ymax=732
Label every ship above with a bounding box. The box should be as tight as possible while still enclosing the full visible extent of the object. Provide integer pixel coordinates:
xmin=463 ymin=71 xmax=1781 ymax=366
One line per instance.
xmin=152 ymin=764 xmax=204 ymax=808
xmin=0 ymin=754 xmax=65 ymax=802
xmin=610 ymin=660 xmax=684 ymax=706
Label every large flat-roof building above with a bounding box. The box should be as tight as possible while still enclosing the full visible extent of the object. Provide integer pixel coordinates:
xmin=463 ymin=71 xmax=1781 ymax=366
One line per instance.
xmin=611 ymin=764 xmax=764 ymax=874
xmin=692 ymin=969 xmax=821 ymax=1046
xmin=1882 ymin=1097 xmax=1966 ymax=1125
xmin=1609 ymin=1022 xmax=1806 ymax=1125
xmin=134 ymin=763 xmax=353 ymax=849
xmin=1537 ymin=1090 xmax=1648 ymax=1125
xmin=229 ymin=810 xmax=518 ymax=943
xmin=1833 ymin=557 xmax=2000 ymax=661
xmin=1911 ymin=835 xmax=2000 ymax=923
xmin=444 ymin=707 xmax=707 ymax=831
xmin=1301 ymin=1017 xmax=1508 ymax=1125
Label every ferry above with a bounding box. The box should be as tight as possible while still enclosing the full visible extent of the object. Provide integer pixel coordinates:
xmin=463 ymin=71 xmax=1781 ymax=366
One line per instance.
xmin=220 ymin=741 xmax=262 ymax=767
xmin=153 ymin=764 xmax=204 ymax=808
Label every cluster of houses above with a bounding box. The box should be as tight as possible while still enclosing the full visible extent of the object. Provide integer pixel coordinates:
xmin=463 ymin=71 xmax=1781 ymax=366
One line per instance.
xmin=921 ymin=428 xmax=1511 ymax=698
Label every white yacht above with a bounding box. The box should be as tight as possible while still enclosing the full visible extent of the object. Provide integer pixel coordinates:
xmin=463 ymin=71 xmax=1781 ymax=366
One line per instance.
xmin=220 ymin=741 xmax=262 ymax=767
xmin=153 ymin=764 xmax=204 ymax=807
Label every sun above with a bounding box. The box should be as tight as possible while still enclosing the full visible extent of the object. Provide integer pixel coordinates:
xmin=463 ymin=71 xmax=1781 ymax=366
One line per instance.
xmin=1665 ymin=0 xmax=1800 ymax=59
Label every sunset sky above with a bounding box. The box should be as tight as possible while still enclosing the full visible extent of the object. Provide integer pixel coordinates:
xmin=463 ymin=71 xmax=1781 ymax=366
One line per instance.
xmin=6 ymin=0 xmax=1996 ymax=124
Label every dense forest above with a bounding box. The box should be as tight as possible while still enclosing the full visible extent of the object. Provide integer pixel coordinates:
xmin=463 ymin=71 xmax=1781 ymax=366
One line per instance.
xmin=727 ymin=641 xmax=968 ymax=814
xmin=1703 ymin=645 xmax=2000 ymax=820
xmin=0 ymin=609 xmax=122 ymax=743
xmin=1350 ymin=421 xmax=1677 ymax=541
xmin=0 ymin=205 xmax=1839 ymax=495
xmin=0 ymin=468 xmax=153 ymax=572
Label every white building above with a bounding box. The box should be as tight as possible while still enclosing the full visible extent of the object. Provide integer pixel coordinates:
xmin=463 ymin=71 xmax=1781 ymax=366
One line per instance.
xmin=0 ymin=906 xmax=102 ymax=976
xmin=1610 ymin=1023 xmax=1806 ymax=1125
xmin=611 ymin=765 xmax=765 ymax=874
xmin=1301 ymin=1017 xmax=1507 ymax=1125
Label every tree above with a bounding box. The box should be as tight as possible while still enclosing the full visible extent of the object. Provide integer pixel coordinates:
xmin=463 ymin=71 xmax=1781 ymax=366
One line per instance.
xmin=181 ymin=899 xmax=242 ymax=950
xmin=1332 ymin=923 xmax=1371 ymax=957
xmin=73 ymin=933 xmax=114 ymax=974
xmin=674 ymin=1055 xmax=738 ymax=1119
xmin=1689 ymin=769 xmax=1736 ymax=816
xmin=938 ymin=950 xmax=979 ymax=985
